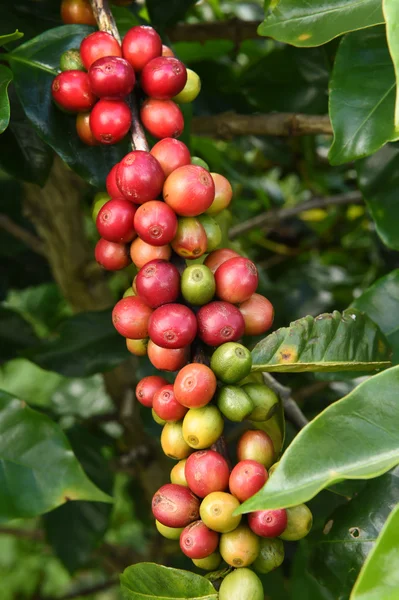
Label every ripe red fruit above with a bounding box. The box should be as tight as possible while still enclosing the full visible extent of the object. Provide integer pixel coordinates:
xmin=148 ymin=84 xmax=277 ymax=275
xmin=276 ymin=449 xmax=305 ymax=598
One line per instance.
xmin=171 ymin=217 xmax=207 ymax=259
xmin=134 ymin=201 xmax=177 ymax=246
xmin=148 ymin=341 xmax=189 ymax=371
xmin=153 ymin=384 xmax=188 ymax=421
xmin=96 ymin=198 xmax=136 ymax=243
xmin=150 ymin=138 xmax=191 ymax=177
xmin=116 ymin=150 xmax=165 ymax=204
xmin=162 ymin=45 xmax=174 ymax=57
xmin=130 ymin=238 xmax=171 ymax=269
xmin=76 ymin=112 xmax=99 ymax=146
xmin=163 ymin=165 xmax=215 ymax=217
xmin=180 ymin=520 xmax=219 ymax=559
xmin=112 ymin=296 xmax=153 ymax=338
xmin=141 ymin=57 xmax=187 ymax=100
xmin=122 ymin=25 xmax=162 ymax=72
xmin=237 ymin=430 xmax=275 ymax=469
xmin=88 ymin=56 xmax=135 ymax=98
xmin=248 ymin=509 xmax=287 ymax=538
xmin=90 ymin=99 xmax=131 ymax=144
xmin=141 ymin=98 xmax=184 ymax=139
xmin=61 ymin=0 xmax=96 ymax=25
xmin=135 ymin=375 xmax=168 ymax=408
xmin=95 ymin=238 xmax=130 ymax=270
xmin=106 ymin=163 xmax=121 ymax=198
xmin=215 ymin=257 xmax=258 ymax=304
xmin=152 ymin=483 xmax=200 ymax=528
xmin=136 ymin=260 xmax=180 ymax=308
xmin=185 ymin=450 xmax=230 ymax=498
xmin=204 ymin=248 xmax=240 ymax=274
xmin=80 ymin=31 xmax=122 ymax=70
xmin=51 ymin=71 xmax=96 ymax=113
xmin=239 ymin=293 xmax=274 ymax=336
xmin=229 ymin=460 xmax=268 ymax=503
xmin=197 ymin=301 xmax=245 ymax=346
xmin=174 ymin=364 xmax=217 ymax=408
xmin=148 ymin=304 xmax=197 ymax=349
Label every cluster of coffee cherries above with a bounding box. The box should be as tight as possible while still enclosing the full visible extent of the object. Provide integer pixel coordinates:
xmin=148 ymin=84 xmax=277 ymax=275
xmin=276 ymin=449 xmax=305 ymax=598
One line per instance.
xmin=51 ymin=24 xmax=200 ymax=146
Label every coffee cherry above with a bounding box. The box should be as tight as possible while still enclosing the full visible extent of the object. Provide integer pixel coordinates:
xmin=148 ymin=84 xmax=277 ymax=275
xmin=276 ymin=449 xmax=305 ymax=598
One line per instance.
xmin=80 ymin=31 xmax=122 ymax=70
xmin=117 ymin=150 xmax=165 ymax=203
xmin=150 ymin=138 xmax=191 ymax=177
xmin=60 ymin=49 xmax=85 ymax=72
xmin=162 ymin=45 xmax=174 ymax=57
xmin=92 ymin=192 xmax=110 ymax=222
xmin=215 ymin=257 xmax=258 ymax=304
xmin=171 ymin=217 xmax=207 ymax=259
xmin=95 ymin=238 xmax=130 ymax=270
xmin=200 ymin=492 xmax=241 ymax=533
xmin=148 ymin=304 xmax=197 ymax=349
xmin=211 ymin=342 xmax=252 ymax=384
xmin=126 ymin=337 xmax=148 ymax=356
xmin=248 ymin=509 xmax=287 ymax=538
xmin=141 ymin=98 xmax=184 ymax=139
xmin=252 ymin=538 xmax=284 ymax=574
xmin=191 ymin=156 xmax=210 ymax=170
xmin=237 ymin=430 xmax=275 ymax=469
xmin=204 ymin=248 xmax=240 ymax=274
xmin=152 ymin=483 xmax=200 ymax=528
xmin=174 ymin=363 xmax=217 ymax=408
xmin=90 ymin=99 xmax=131 ymax=144
xmin=155 ymin=520 xmax=184 ymax=540
xmin=136 ymin=260 xmax=180 ymax=308
xmin=153 ymin=384 xmax=188 ymax=422
xmin=161 ymin=422 xmax=192 ymax=460
xmin=206 ymin=173 xmax=233 ymax=215
xmin=106 ymin=163 xmax=121 ymax=198
xmin=122 ymin=25 xmax=162 ymax=72
xmin=170 ymin=459 xmax=188 ymax=487
xmin=219 ymin=568 xmax=263 ymax=600
xmin=76 ymin=112 xmax=99 ymax=146
xmin=193 ymin=552 xmax=221 ymax=571
xmin=242 ymin=383 xmax=278 ymax=422
xmin=130 ymin=238 xmax=171 ymax=269
xmin=61 ymin=0 xmax=96 ymax=25
xmin=217 ymin=386 xmax=254 ymax=422
xmin=147 ymin=340 xmax=189 ymax=371
xmin=112 ymin=296 xmax=153 ymax=338
xmin=123 ymin=286 xmax=135 ymax=298
xmin=197 ymin=301 xmax=245 ymax=346
xmin=181 ymin=265 xmax=215 ymax=306
xmin=219 ymin=524 xmax=260 ymax=568
xmin=182 ymin=405 xmax=224 ymax=449
xmin=279 ymin=504 xmax=313 ymax=541
xmin=173 ymin=69 xmax=201 ymax=104
xmin=141 ymin=57 xmax=187 ymax=99
xmin=229 ymin=460 xmax=268 ymax=502
xmin=197 ymin=215 xmax=222 ymax=252
xmin=185 ymin=450 xmax=229 ymax=498
xmin=153 ymin=409 xmax=166 ymax=425
xmin=239 ymin=293 xmax=274 ymax=336
xmin=134 ymin=201 xmax=178 ymax=246
xmin=136 ymin=376 xmax=168 ymax=408
xmin=51 ymin=71 xmax=96 ymax=112
xmin=96 ymin=198 xmax=136 ymax=243
xmin=180 ymin=520 xmax=219 ymax=559
xmin=88 ymin=56 xmax=135 ymax=98
xmin=163 ymin=165 xmax=215 ymax=217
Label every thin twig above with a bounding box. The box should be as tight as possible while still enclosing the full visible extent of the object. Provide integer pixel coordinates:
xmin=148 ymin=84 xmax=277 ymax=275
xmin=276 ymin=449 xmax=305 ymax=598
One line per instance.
xmin=46 ymin=578 xmax=118 ymax=600
xmin=167 ymin=19 xmax=260 ymax=44
xmin=0 ymin=527 xmax=45 ymax=541
xmin=0 ymin=214 xmax=45 ymax=255
xmin=262 ymin=373 xmax=309 ymax=430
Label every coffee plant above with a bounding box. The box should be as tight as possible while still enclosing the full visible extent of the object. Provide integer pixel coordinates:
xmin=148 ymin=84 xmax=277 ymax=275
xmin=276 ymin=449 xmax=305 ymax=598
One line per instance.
xmin=0 ymin=0 xmax=398 ymax=599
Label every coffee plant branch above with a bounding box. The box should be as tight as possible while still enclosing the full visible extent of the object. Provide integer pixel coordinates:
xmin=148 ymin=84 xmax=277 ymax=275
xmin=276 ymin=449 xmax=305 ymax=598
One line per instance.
xmin=0 ymin=213 xmax=45 ymax=256
xmin=167 ymin=18 xmax=260 ymax=44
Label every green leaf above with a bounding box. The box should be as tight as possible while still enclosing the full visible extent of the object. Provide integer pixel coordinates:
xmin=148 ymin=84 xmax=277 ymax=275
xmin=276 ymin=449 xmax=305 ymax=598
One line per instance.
xmin=251 ymin=308 xmax=391 ymax=373
xmin=329 ymin=27 xmax=398 ymax=166
xmin=258 ymin=0 xmax=384 ymax=47
xmin=0 ymin=30 xmax=24 ymax=47
xmin=120 ymin=563 xmax=218 ymax=600
xmin=8 ymin=25 xmax=129 ymax=188
xmin=237 ymin=366 xmax=399 ymax=513
xmin=0 ymin=389 xmax=111 ymax=523
xmin=384 ymin=0 xmax=399 ymax=131
xmin=113 ymin=6 xmax=139 ymax=38
xmin=146 ymin=0 xmax=197 ymax=27
xmin=0 ymin=306 xmax=38 ymax=362
xmin=0 ymin=66 xmax=13 ymax=134
xmin=0 ymin=359 xmax=63 ymax=407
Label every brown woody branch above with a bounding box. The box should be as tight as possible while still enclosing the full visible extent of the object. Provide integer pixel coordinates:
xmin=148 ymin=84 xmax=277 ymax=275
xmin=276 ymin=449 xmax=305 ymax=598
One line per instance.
xmin=167 ymin=18 xmax=260 ymax=44
xmin=0 ymin=213 xmax=45 ymax=255
xmin=262 ymin=373 xmax=309 ymax=430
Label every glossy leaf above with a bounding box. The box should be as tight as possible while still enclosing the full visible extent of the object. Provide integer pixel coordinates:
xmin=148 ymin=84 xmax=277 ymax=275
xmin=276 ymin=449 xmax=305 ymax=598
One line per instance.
xmin=0 ymin=66 xmax=13 ymax=133
xmin=329 ymin=27 xmax=398 ymax=166
xmin=237 ymin=366 xmax=399 ymax=513
xmin=0 ymin=389 xmax=111 ymax=523
xmin=146 ymin=0 xmax=197 ymax=27
xmin=384 ymin=0 xmax=399 ymax=130
xmin=0 ymin=30 xmax=24 ymax=47
xmin=0 ymin=306 xmax=38 ymax=362
xmin=0 ymin=359 xmax=63 ymax=407
xmin=113 ymin=6 xmax=139 ymax=38
xmin=251 ymin=308 xmax=391 ymax=372
xmin=258 ymin=0 xmax=384 ymax=47
xmin=120 ymin=563 xmax=218 ymax=600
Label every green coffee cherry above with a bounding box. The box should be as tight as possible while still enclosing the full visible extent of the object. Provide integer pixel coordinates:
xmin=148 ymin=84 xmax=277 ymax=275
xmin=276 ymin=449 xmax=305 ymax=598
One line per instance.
xmin=279 ymin=504 xmax=313 ymax=541
xmin=155 ymin=520 xmax=184 ymax=540
xmin=211 ymin=342 xmax=252 ymax=384
xmin=219 ymin=568 xmax=264 ymax=600
xmin=192 ymin=551 xmax=221 ymax=571
xmin=182 ymin=405 xmax=224 ymax=449
xmin=191 ymin=156 xmax=210 ymax=170
xmin=220 ymin=524 xmax=260 ymax=568
xmin=252 ymin=538 xmax=284 ymax=574
xmin=161 ymin=421 xmax=192 ymax=459
xmin=173 ymin=69 xmax=201 ymax=103
xmin=91 ymin=192 xmax=110 ymax=222
xmin=200 ymin=491 xmax=241 ymax=533
xmin=181 ymin=264 xmax=215 ymax=306
xmin=197 ymin=215 xmax=222 ymax=252
xmin=217 ymin=386 xmax=254 ymax=422
xmin=60 ymin=49 xmax=85 ymax=72
xmin=242 ymin=383 xmax=279 ymax=422
xmin=123 ymin=287 xmax=135 ymax=298
xmin=152 ymin=409 xmax=166 ymax=426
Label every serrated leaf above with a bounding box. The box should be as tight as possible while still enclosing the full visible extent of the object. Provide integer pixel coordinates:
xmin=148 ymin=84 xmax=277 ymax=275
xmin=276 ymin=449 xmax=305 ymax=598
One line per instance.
xmin=384 ymin=0 xmax=399 ymax=131
xmin=120 ymin=563 xmax=218 ymax=600
xmin=237 ymin=367 xmax=399 ymax=513
xmin=258 ymin=0 xmax=384 ymax=47
xmin=251 ymin=309 xmax=391 ymax=373
xmin=0 ymin=30 xmax=24 ymax=47
xmin=0 ymin=66 xmax=13 ymax=134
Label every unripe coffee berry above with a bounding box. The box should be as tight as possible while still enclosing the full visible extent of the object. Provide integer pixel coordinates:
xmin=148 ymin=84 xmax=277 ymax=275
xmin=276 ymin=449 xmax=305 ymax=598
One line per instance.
xmin=180 ymin=520 xmax=219 ymax=559
xmin=134 ymin=201 xmax=178 ymax=246
xmin=152 ymin=483 xmax=200 ymax=528
xmin=229 ymin=460 xmax=268 ymax=502
xmin=219 ymin=568 xmax=263 ymax=600
xmin=242 ymin=383 xmax=279 ymax=422
xmin=170 ymin=459 xmax=188 ymax=487
xmin=192 ymin=551 xmax=221 ymax=571
xmin=147 ymin=340 xmax=189 ymax=371
xmin=204 ymin=248 xmax=240 ymax=274
xmin=126 ymin=337 xmax=148 ymax=356
xmin=239 ymin=293 xmax=274 ymax=336
xmin=161 ymin=422 xmax=192 ymax=460
xmin=96 ymin=198 xmax=136 ymax=243
xmin=182 ymin=405 xmax=224 ymax=449
xmin=95 ymin=238 xmax=130 ymax=270
xmin=197 ymin=301 xmax=245 ymax=346
xmin=171 ymin=217 xmax=207 ymax=259
xmin=148 ymin=304 xmax=197 ymax=349
xmin=211 ymin=342 xmax=252 ymax=384
xmin=122 ymin=25 xmax=162 ymax=72
xmin=89 ymin=56 xmax=135 ymax=98
xmin=141 ymin=57 xmax=187 ymax=99
xmin=197 ymin=215 xmax=222 ymax=252
xmin=130 ymin=238 xmax=172 ymax=269
xmin=162 ymin=45 xmax=174 ymax=57
xmin=80 ymin=31 xmax=122 ymax=70
xmin=155 ymin=520 xmax=184 ymax=540
xmin=117 ymin=150 xmax=165 ymax=204
xmin=215 ymin=257 xmax=258 ymax=303
xmin=150 ymin=138 xmax=191 ymax=177
xmin=140 ymin=98 xmax=184 ymax=139
xmin=200 ymin=491 xmax=241 ymax=533
xmin=61 ymin=0 xmax=96 ymax=25
xmin=216 ymin=386 xmax=254 ymax=422
xmin=76 ymin=112 xmax=99 ymax=146
xmin=112 ymin=296 xmax=153 ymax=339
xmin=52 ymin=71 xmax=96 ymax=112
xmin=252 ymin=538 xmax=284 ymax=574
xmin=90 ymin=99 xmax=131 ymax=144
xmin=206 ymin=173 xmax=233 ymax=215
xmin=248 ymin=509 xmax=287 ymax=538
xmin=219 ymin=524 xmax=260 ymax=568
xmin=60 ymin=48 xmax=85 ymax=72
xmin=181 ymin=265 xmax=215 ymax=306
xmin=153 ymin=384 xmax=188 ymax=422
xmin=237 ymin=430 xmax=275 ymax=469
xmin=173 ymin=363 xmax=217 ymax=408
xmin=279 ymin=504 xmax=313 ymax=541
xmin=185 ymin=450 xmax=229 ymax=498
xmin=173 ymin=68 xmax=201 ymax=104
xmin=163 ymin=165 xmax=215 ymax=217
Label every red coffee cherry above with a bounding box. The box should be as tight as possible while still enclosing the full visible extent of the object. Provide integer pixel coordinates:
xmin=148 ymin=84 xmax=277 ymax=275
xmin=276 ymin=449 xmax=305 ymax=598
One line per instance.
xmin=95 ymin=238 xmax=130 ymax=270
xmin=106 ymin=163 xmax=121 ymax=198
xmin=248 ymin=509 xmax=287 ymax=538
xmin=122 ymin=25 xmax=162 ymax=72
xmin=197 ymin=301 xmax=245 ymax=346
xmin=149 ymin=304 xmax=197 ymax=349
xmin=96 ymin=198 xmax=136 ymax=243
xmin=135 ymin=375 xmax=168 ymax=408
xmin=61 ymin=0 xmax=96 ymax=25
xmin=152 ymin=483 xmax=200 ymax=528
xmin=237 ymin=430 xmax=275 ymax=469
xmin=134 ymin=201 xmax=177 ymax=246
xmin=88 ymin=56 xmax=135 ymax=98
xmin=163 ymin=165 xmax=215 ymax=216
xmin=141 ymin=98 xmax=184 ymax=139
xmin=130 ymin=238 xmax=171 ymax=269
xmin=141 ymin=57 xmax=187 ymax=100
xmin=80 ymin=31 xmax=122 ymax=70
xmin=90 ymin=99 xmax=131 ymax=144
xmin=239 ymin=293 xmax=274 ymax=336
xmin=171 ymin=217 xmax=207 ymax=259
xmin=112 ymin=296 xmax=153 ymax=338
xmin=180 ymin=520 xmax=219 ymax=559
xmin=204 ymin=248 xmax=240 ymax=274
xmin=117 ymin=150 xmax=165 ymax=203
xmin=174 ymin=364 xmax=217 ymax=409
xmin=150 ymin=138 xmax=191 ymax=177
xmin=148 ymin=340 xmax=189 ymax=371
xmin=51 ymin=71 xmax=96 ymax=112
xmin=185 ymin=450 xmax=230 ymax=498
xmin=153 ymin=384 xmax=188 ymax=422
xmin=136 ymin=260 xmax=180 ymax=308
xmin=162 ymin=45 xmax=174 ymax=57
xmin=215 ymin=257 xmax=259 ymax=304
xmin=229 ymin=460 xmax=268 ymax=502
xmin=76 ymin=112 xmax=99 ymax=146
